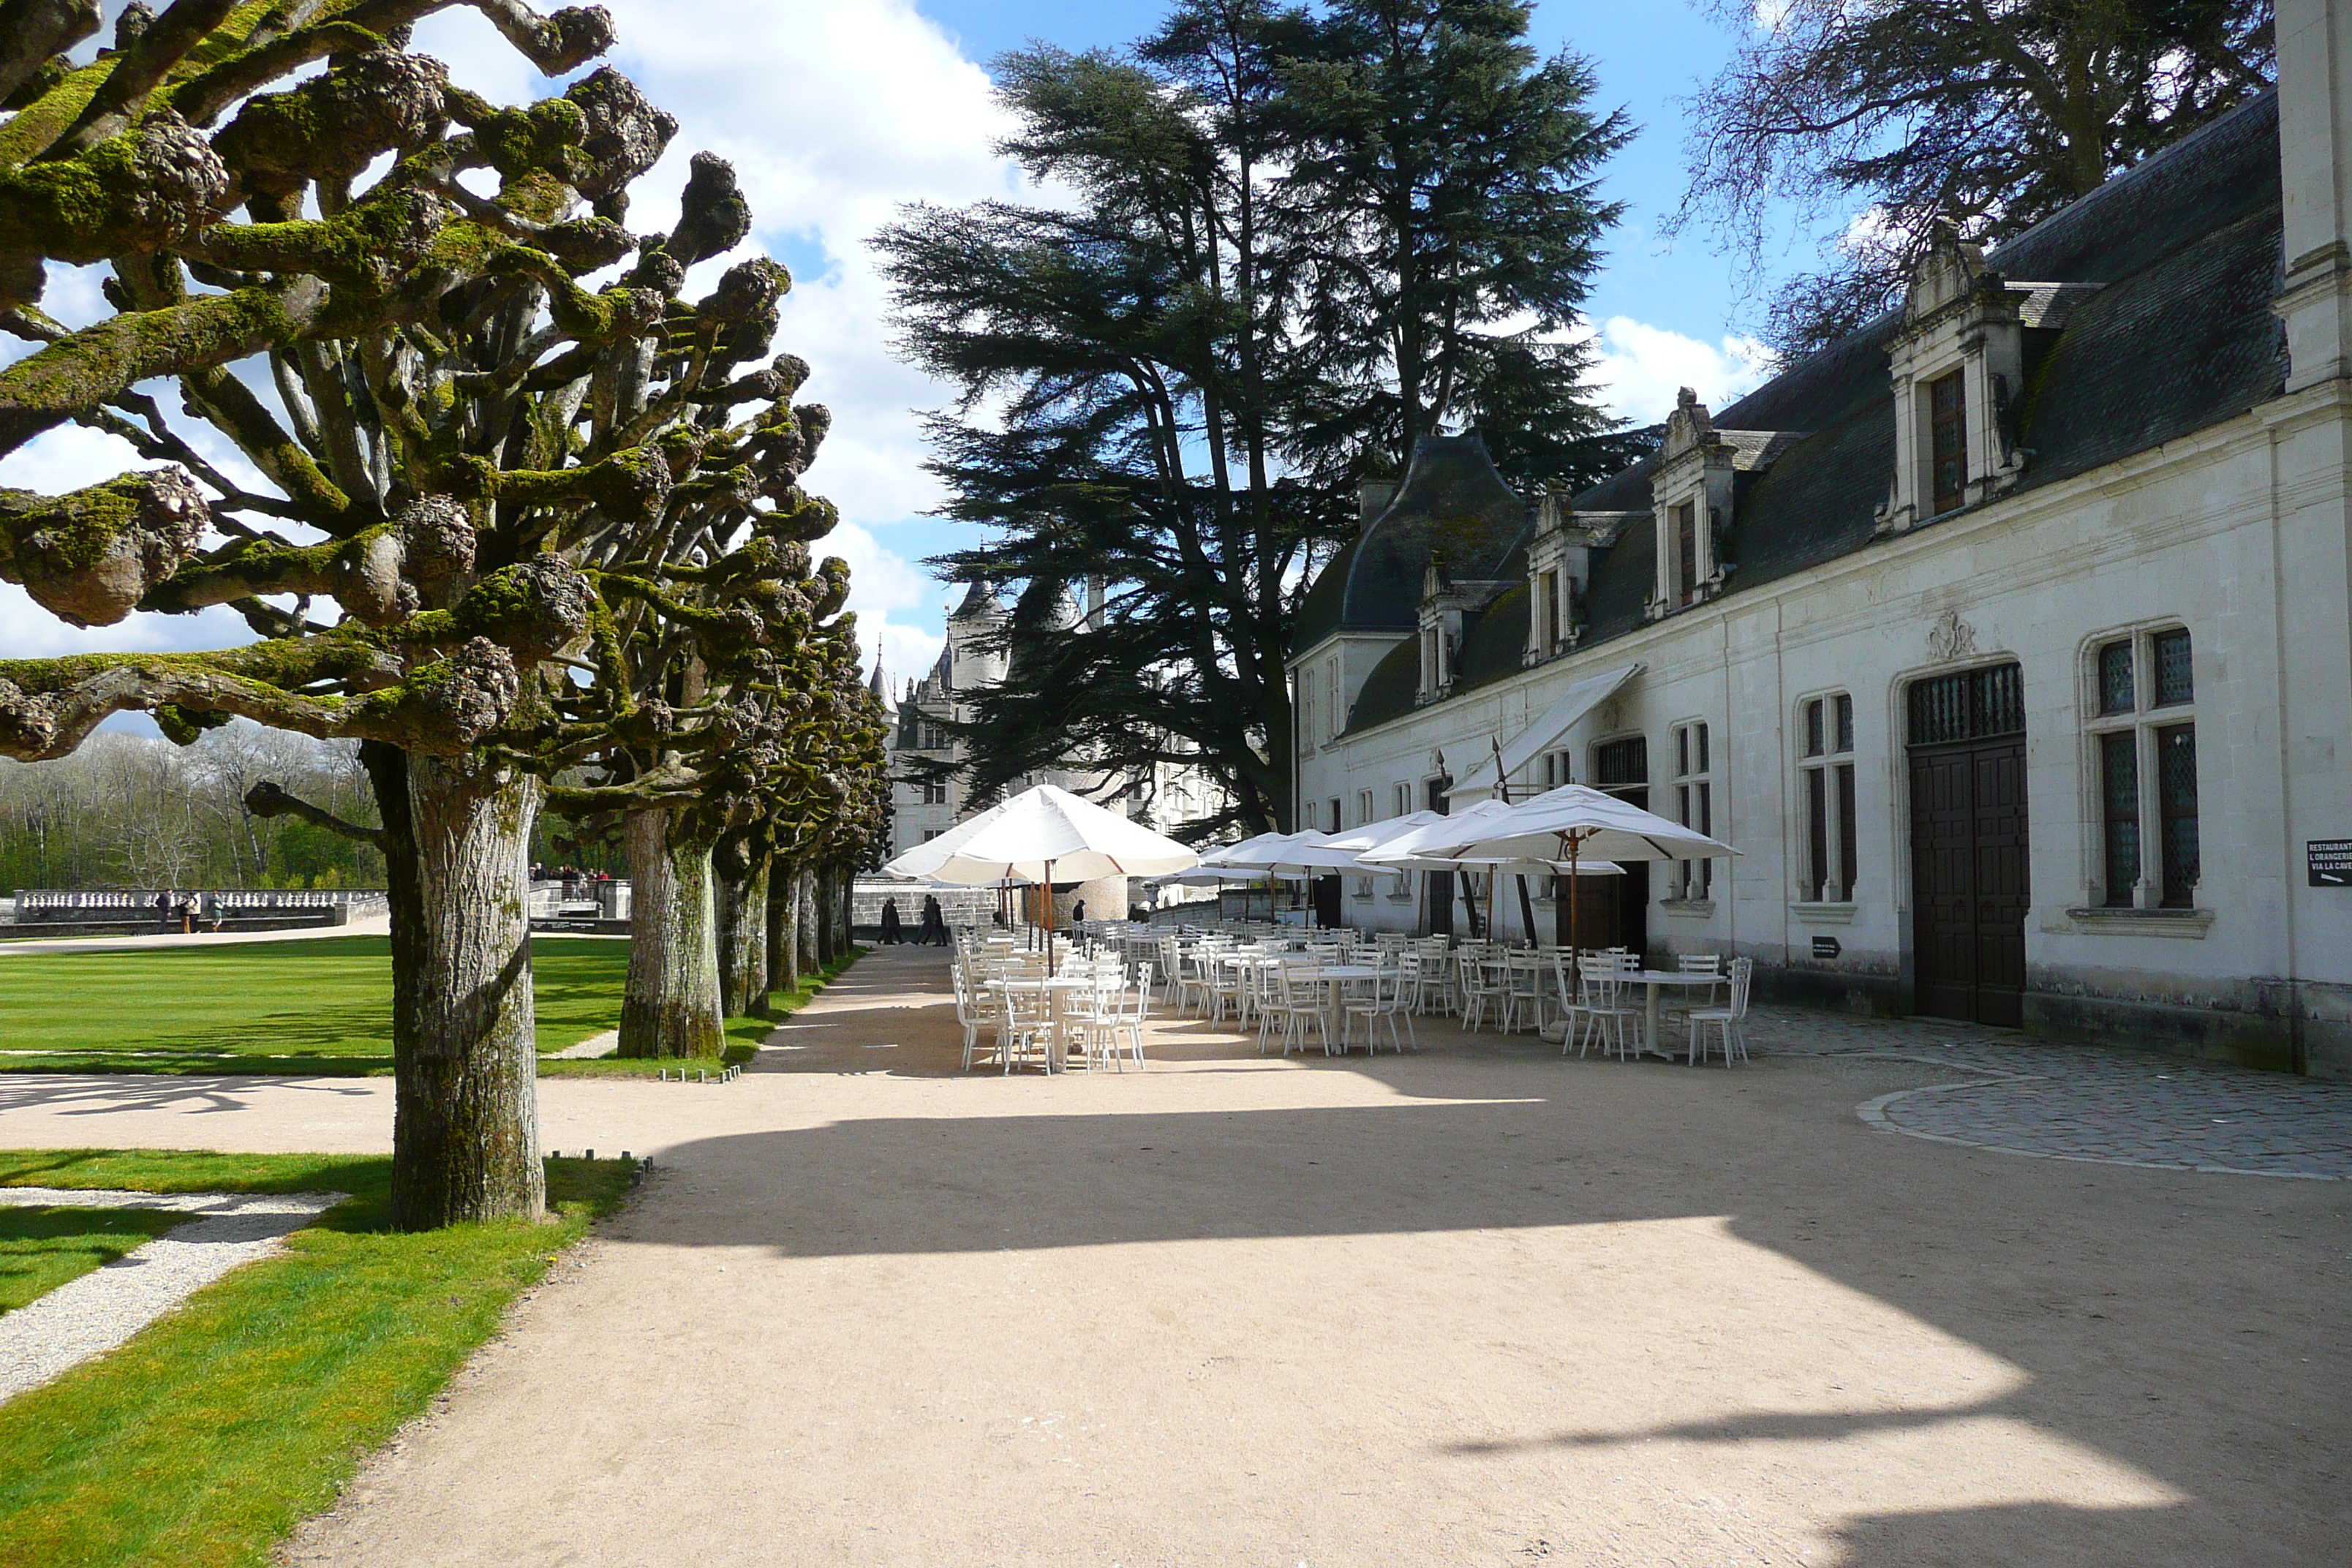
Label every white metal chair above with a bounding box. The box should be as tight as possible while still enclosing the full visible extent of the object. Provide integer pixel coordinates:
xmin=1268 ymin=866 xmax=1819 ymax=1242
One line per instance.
xmin=1268 ymin=964 xmax=1332 ymax=1057
xmin=1342 ymin=962 xmax=1416 ymax=1054
xmin=995 ymin=981 xmax=1056 ymax=1073
xmin=1499 ymin=952 xmax=1546 ymax=1033
xmin=1575 ymin=955 xmax=1646 ymax=1060
xmin=1686 ymin=957 xmax=1753 ymax=1066
xmin=1459 ymin=954 xmax=1507 ymax=1033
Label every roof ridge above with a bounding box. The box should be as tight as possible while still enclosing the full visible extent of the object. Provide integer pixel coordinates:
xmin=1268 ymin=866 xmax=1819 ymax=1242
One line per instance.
xmin=1985 ymin=86 xmax=2277 ymax=279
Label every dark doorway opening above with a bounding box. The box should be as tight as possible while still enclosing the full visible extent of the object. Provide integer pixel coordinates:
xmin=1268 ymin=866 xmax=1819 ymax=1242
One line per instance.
xmin=1907 ymin=664 xmax=2029 ymax=1027
xmin=1592 ymin=736 xmax=1650 ymax=958
xmin=1312 ymin=874 xmax=1342 ymax=929
xmin=1422 ymin=775 xmax=1453 ymax=937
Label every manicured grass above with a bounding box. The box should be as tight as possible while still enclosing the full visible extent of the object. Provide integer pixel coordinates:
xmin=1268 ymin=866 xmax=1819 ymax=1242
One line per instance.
xmin=0 ymin=937 xmax=630 ymax=1074
xmin=535 ymin=947 xmax=865 ymax=1079
xmin=0 ymin=1148 xmax=634 ymax=1568
xmin=0 ymin=1207 xmax=191 ymax=1313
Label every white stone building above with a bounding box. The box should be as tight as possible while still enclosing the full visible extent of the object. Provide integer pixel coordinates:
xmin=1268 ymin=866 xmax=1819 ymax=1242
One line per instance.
xmin=875 ymin=581 xmax=1229 ymax=918
xmin=1287 ymin=3 xmax=2352 ymax=1077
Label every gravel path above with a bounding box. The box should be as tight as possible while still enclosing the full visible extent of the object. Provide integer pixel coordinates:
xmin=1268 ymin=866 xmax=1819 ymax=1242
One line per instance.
xmin=0 ymin=1187 xmax=342 ymax=1404
xmin=549 ymin=1030 xmax=617 ymax=1060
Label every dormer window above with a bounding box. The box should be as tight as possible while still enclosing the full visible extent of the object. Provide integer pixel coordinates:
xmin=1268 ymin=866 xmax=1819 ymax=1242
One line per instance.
xmin=1673 ymin=500 xmax=1699 ymax=606
xmin=1877 ymin=227 xmax=2081 ymax=534
xmin=1524 ymin=486 xmax=1602 ymax=665
xmin=1646 ymin=388 xmax=1787 ymax=622
xmin=1928 ymin=370 xmax=1967 ymax=516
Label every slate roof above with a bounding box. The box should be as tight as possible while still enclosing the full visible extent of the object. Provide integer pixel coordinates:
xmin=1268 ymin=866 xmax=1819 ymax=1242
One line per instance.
xmin=1294 ymin=433 xmax=1532 ymax=649
xmin=1334 ymin=88 xmax=2286 ymax=737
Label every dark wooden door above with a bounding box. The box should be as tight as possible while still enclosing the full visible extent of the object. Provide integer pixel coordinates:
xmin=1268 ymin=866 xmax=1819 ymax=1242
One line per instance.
xmin=1910 ymin=738 xmax=2028 ymax=1026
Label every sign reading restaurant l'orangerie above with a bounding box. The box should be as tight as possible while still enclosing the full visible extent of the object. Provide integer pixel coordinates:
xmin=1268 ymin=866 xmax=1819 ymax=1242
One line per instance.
xmin=2311 ymin=840 xmax=2352 ymax=888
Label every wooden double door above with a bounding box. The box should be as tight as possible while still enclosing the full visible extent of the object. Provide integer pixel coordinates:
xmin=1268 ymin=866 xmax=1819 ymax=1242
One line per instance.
xmin=1908 ymin=737 xmax=2029 ymax=1026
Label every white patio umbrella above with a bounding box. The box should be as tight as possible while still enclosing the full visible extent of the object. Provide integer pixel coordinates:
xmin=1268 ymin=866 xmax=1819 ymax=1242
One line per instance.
xmin=1199 ymin=829 xmax=1362 ymax=873
xmin=1401 ymin=783 xmax=1738 ymax=955
xmin=881 ymin=783 xmax=1199 ymax=971
xmin=1357 ymin=799 xmax=1621 ymax=943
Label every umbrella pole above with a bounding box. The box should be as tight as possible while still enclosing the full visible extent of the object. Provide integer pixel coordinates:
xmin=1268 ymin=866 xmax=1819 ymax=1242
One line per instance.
xmin=1566 ymin=832 xmax=1581 ymax=998
xmin=1044 ymin=859 xmax=1057 ymax=977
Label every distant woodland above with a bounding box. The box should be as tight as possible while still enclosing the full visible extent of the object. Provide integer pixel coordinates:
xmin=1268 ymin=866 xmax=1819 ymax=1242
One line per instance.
xmin=0 ymin=722 xmax=638 ymax=894
xmin=0 ymin=723 xmax=385 ymax=893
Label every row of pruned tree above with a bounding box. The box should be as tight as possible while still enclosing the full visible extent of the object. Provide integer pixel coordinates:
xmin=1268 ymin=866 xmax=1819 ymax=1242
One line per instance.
xmin=0 ymin=1 xmax=888 ymax=1229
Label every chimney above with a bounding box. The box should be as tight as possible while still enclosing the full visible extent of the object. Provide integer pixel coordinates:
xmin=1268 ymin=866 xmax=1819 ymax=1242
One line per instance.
xmin=2277 ymin=0 xmax=2352 ymax=391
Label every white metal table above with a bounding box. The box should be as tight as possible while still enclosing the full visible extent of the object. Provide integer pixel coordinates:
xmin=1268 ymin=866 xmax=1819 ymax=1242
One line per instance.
xmin=1620 ymin=969 xmax=1726 ymax=1059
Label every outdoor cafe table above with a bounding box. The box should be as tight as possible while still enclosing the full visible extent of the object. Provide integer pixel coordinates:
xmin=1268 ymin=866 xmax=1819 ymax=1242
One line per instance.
xmin=1315 ymin=964 xmax=1381 ymax=1048
xmin=981 ymin=975 xmax=1104 ymax=1070
xmin=1618 ymin=970 xmax=1726 ymax=1059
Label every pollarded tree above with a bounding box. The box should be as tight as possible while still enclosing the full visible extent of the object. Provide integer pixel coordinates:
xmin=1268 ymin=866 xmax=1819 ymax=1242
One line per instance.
xmin=0 ymin=1 xmax=848 ymax=1226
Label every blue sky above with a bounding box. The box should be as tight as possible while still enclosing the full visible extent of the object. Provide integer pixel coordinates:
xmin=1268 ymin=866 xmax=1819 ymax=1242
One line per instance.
xmin=0 ymin=1 xmax=1806 ymax=701
xmin=919 ymin=0 xmax=1790 ymax=349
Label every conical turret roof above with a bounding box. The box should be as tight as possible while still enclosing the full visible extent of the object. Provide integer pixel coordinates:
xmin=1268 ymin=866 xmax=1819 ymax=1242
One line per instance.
xmin=950 ymin=580 xmax=1001 ymax=619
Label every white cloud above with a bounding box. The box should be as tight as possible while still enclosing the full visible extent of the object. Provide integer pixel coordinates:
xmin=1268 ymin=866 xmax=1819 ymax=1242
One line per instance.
xmin=815 ymin=521 xmax=948 ymax=690
xmin=1581 ymin=316 xmax=1777 ymax=426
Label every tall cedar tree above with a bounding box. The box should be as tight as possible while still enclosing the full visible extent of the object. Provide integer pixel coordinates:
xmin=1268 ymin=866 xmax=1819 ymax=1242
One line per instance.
xmin=1676 ymin=0 xmax=2275 ymax=358
xmin=875 ymin=0 xmax=1631 ymax=835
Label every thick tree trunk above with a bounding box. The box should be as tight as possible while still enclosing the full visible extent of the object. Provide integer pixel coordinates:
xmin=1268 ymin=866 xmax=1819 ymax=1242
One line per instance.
xmin=835 ymin=864 xmax=856 ymax=954
xmin=767 ymin=856 xmax=800 ymax=1000
xmin=363 ymin=741 xmax=545 ymax=1231
xmin=814 ymin=862 xmax=838 ymax=968
xmin=714 ymin=834 xmax=768 ymax=1017
xmin=619 ymin=809 xmax=724 ymax=1058
xmin=796 ymin=863 xmax=821 ymax=977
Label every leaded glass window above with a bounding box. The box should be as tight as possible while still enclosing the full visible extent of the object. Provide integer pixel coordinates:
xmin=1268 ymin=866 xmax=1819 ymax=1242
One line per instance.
xmin=2101 ymin=731 xmax=2141 ymax=905
xmin=2157 ymin=724 xmax=2199 ymax=906
xmin=2099 ymin=641 xmax=2135 ymax=714
xmin=2153 ymin=629 xmax=2193 ymax=707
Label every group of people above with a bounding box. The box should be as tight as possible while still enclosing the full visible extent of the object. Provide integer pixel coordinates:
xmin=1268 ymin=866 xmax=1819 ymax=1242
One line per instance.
xmin=151 ymin=889 xmax=220 ymax=935
xmin=878 ymin=894 xmax=951 ymax=946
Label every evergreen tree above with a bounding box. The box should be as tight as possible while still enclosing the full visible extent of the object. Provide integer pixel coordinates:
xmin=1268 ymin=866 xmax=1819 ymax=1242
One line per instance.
xmin=876 ymin=0 xmax=1629 ymax=833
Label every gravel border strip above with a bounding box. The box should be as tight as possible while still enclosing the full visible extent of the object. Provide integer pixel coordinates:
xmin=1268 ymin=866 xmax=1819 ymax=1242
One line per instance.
xmin=0 ymin=1187 xmax=344 ymax=1404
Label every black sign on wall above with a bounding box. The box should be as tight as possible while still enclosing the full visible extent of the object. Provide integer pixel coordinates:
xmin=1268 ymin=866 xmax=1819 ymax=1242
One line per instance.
xmin=2311 ymin=840 xmax=2352 ymax=888
xmin=1812 ymin=935 xmax=1842 ymax=960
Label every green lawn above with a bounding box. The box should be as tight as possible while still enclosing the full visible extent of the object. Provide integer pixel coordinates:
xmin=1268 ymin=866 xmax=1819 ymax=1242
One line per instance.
xmin=0 ymin=936 xmax=630 ymax=1074
xmin=0 ymin=1148 xmax=634 ymax=1568
xmin=0 ymin=1207 xmax=191 ymax=1313
xmin=536 ymin=948 xmax=865 ymax=1077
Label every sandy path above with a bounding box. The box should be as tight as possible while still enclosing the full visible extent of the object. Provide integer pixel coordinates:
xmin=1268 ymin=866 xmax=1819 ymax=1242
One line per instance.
xmin=4 ymin=946 xmax=2346 ymax=1564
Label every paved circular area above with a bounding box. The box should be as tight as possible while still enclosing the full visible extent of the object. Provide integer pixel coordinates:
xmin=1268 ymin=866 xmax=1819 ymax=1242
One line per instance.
xmin=1730 ymin=1005 xmax=2352 ymax=1179
xmin=1855 ymin=1047 xmax=2352 ymax=1178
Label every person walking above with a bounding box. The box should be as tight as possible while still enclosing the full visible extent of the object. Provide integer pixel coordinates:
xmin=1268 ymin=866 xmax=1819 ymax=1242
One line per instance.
xmin=919 ymin=894 xmax=947 ymax=946
xmin=880 ymin=897 xmax=904 ymax=945
xmin=154 ymin=889 xmax=173 ymax=933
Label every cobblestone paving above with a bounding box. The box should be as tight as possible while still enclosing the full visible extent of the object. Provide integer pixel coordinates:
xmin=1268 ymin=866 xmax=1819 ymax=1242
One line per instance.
xmin=1735 ymin=1003 xmax=2352 ymax=1179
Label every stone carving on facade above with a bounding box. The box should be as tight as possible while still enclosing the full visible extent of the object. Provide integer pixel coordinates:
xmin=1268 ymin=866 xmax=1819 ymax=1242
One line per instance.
xmin=1926 ymin=608 xmax=1979 ymax=662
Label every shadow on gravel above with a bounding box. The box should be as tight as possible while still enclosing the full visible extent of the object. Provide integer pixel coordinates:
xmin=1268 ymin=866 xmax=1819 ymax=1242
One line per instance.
xmin=669 ymin=947 xmax=2348 ymax=1568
